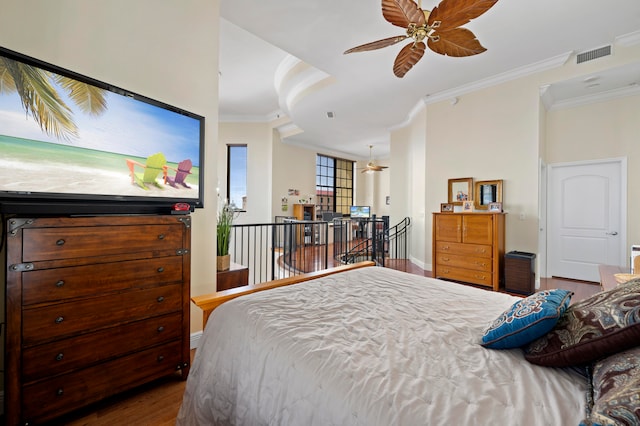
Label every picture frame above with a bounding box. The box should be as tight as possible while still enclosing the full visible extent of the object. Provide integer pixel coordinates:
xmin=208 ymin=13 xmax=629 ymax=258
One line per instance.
xmin=488 ymin=202 xmax=503 ymax=212
xmin=463 ymin=200 xmax=474 ymax=211
xmin=474 ymin=179 xmax=503 ymax=210
xmin=440 ymin=203 xmax=454 ymax=213
xmin=448 ymin=177 xmax=473 ymax=205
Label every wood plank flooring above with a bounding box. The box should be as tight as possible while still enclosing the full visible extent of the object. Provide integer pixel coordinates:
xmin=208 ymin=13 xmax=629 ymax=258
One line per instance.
xmin=21 ymin=264 xmax=601 ymax=425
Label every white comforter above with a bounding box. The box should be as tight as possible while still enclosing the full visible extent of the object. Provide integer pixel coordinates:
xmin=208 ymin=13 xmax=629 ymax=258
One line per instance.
xmin=177 ymin=267 xmax=586 ymax=425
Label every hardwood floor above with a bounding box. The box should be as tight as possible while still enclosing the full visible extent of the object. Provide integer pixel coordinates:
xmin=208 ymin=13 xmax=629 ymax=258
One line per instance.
xmin=25 ymin=264 xmax=600 ymax=425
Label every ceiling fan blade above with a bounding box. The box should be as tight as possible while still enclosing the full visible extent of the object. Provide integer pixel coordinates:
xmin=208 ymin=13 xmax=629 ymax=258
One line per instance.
xmin=427 ymin=28 xmax=486 ymax=57
xmin=382 ymin=0 xmax=426 ymax=28
xmin=344 ymin=35 xmax=409 ymax=54
xmin=393 ymin=41 xmax=426 ymax=78
xmin=428 ymin=0 xmax=498 ymax=32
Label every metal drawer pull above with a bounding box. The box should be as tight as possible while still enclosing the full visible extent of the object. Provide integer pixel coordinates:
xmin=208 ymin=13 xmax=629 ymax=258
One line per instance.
xmin=158 ymin=234 xmax=165 ymax=240
xmin=157 ymin=326 xmax=165 ymax=332
xmin=56 ymin=388 xmax=64 ymax=396
xmin=157 ymin=267 xmax=164 ymax=273
xmin=157 ymin=296 xmax=165 ymax=303
xmin=56 ymin=239 xmax=65 ymax=246
xmin=54 ymin=316 xmax=64 ymax=324
xmin=442 ymin=257 xmax=450 ymax=262
xmin=56 ymin=280 xmax=65 ymax=288
xmin=56 ymin=353 xmax=64 ymax=361
xmin=157 ymin=355 xmax=165 ymax=362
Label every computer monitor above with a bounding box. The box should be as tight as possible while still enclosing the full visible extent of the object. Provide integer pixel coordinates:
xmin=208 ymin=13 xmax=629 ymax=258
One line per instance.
xmin=350 ymin=206 xmax=371 ymax=218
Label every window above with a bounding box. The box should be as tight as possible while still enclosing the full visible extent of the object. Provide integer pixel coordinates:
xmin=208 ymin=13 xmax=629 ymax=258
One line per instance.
xmin=316 ymin=154 xmax=353 ymax=216
xmin=227 ymin=145 xmax=247 ymax=210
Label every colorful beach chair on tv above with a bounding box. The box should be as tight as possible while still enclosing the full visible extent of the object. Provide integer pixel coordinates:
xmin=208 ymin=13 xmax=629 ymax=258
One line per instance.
xmin=164 ymin=159 xmax=193 ymax=188
xmin=126 ymin=152 xmax=167 ymax=190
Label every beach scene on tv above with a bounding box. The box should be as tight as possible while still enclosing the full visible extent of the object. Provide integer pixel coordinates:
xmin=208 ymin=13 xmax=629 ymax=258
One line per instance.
xmin=0 ymin=54 xmax=200 ymax=201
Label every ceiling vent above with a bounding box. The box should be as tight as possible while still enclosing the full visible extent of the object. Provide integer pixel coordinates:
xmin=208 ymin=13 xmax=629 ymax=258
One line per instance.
xmin=576 ymin=45 xmax=612 ymax=64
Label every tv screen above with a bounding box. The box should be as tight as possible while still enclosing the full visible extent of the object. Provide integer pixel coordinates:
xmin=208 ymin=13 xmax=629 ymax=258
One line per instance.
xmin=350 ymin=206 xmax=371 ymax=218
xmin=0 ymin=46 xmax=204 ymax=215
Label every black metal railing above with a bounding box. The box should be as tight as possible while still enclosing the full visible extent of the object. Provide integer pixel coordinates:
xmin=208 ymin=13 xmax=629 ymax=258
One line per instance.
xmin=227 ymin=216 xmax=410 ymax=285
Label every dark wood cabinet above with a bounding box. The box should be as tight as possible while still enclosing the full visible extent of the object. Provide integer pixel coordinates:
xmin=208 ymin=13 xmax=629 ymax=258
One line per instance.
xmin=5 ymin=215 xmax=191 ymax=425
xmin=216 ymin=262 xmax=249 ymax=291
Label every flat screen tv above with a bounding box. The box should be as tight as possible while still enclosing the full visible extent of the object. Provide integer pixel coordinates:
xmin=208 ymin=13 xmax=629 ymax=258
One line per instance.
xmin=0 ymin=46 xmax=205 ymax=215
xmin=350 ymin=205 xmax=371 ymax=218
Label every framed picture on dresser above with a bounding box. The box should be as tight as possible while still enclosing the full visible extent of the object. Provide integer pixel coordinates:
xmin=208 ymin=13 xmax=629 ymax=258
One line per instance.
xmin=448 ymin=177 xmax=473 ymax=205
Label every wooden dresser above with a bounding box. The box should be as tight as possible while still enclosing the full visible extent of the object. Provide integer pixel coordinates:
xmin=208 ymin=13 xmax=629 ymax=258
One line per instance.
xmin=5 ymin=215 xmax=191 ymax=425
xmin=432 ymin=212 xmax=505 ymax=291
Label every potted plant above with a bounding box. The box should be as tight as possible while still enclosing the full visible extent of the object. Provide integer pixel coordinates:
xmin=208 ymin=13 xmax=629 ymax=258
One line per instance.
xmin=216 ymin=201 xmax=235 ymax=271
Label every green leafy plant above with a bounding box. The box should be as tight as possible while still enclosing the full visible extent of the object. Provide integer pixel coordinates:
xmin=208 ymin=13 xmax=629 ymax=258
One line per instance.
xmin=216 ymin=201 xmax=235 ymax=256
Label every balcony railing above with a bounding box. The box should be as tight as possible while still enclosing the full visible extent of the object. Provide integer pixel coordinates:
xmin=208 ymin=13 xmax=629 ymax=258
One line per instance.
xmin=227 ymin=216 xmax=410 ymax=286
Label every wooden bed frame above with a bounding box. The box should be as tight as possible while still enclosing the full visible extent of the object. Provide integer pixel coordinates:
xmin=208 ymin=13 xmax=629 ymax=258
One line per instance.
xmin=192 ymin=261 xmax=376 ymax=328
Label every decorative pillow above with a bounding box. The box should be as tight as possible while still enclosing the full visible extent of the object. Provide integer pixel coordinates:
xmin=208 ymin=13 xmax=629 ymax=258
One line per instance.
xmin=481 ymin=289 xmax=573 ymax=349
xmin=580 ymin=346 xmax=640 ymax=426
xmin=525 ymin=278 xmax=640 ymax=367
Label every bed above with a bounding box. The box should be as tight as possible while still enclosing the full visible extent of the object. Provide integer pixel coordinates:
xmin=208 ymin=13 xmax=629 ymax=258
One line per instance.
xmin=177 ymin=262 xmax=640 ymax=425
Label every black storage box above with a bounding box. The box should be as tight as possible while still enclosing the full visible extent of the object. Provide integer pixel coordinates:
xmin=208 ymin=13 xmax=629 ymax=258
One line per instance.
xmin=505 ymin=251 xmax=536 ymax=295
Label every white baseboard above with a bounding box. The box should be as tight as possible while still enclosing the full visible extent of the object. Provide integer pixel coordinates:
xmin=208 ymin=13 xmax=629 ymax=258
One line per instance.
xmin=190 ymin=331 xmax=203 ymax=350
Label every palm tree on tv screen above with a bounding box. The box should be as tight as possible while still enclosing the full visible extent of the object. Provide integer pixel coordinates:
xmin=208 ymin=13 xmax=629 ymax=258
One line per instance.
xmin=0 ymin=56 xmax=107 ymax=141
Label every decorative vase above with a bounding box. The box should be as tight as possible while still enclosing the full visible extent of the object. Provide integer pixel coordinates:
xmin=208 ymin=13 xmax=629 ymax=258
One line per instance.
xmin=217 ymin=254 xmax=231 ymax=271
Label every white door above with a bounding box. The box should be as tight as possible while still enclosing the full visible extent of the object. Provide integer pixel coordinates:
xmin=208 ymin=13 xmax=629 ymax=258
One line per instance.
xmin=548 ymin=159 xmax=626 ymax=282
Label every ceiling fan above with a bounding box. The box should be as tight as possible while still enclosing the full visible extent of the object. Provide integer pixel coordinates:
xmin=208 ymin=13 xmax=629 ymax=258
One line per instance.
xmin=344 ymin=0 xmax=499 ymax=78
xmin=361 ymin=145 xmax=389 ymax=173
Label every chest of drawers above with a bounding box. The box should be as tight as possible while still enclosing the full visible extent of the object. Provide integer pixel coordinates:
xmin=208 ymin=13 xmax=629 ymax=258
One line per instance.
xmin=5 ymin=215 xmax=191 ymax=425
xmin=432 ymin=212 xmax=505 ymax=291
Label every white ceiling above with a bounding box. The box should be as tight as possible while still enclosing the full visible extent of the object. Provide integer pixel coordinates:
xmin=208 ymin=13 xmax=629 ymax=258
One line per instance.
xmin=219 ymin=0 xmax=640 ymax=160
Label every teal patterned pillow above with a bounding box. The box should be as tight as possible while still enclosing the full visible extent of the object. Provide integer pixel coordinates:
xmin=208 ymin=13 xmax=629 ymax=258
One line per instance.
xmin=481 ymin=289 xmax=573 ymax=349
xmin=580 ymin=346 xmax=640 ymax=426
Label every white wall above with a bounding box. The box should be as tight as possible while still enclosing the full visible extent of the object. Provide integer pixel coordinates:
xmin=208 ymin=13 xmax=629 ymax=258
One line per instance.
xmin=394 ymin=40 xmax=640 ymax=273
xmin=219 ymin=122 xmax=273 ymax=224
xmin=0 ymin=0 xmax=220 ymax=335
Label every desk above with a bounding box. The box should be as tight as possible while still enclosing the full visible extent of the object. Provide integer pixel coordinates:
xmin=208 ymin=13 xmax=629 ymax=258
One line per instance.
xmin=217 ymin=262 xmax=249 ymax=291
xmin=598 ymin=264 xmax=625 ymax=292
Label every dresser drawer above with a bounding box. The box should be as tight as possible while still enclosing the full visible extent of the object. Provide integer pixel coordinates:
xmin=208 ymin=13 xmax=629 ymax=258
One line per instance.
xmin=436 ymin=252 xmax=492 ymax=272
xmin=22 ymin=312 xmax=182 ymax=382
xmin=435 ymin=241 xmax=492 ymax=258
xmin=22 ymin=340 xmax=183 ymax=425
xmin=436 ymin=266 xmax=493 ymax=287
xmin=22 ymin=224 xmax=184 ymax=262
xmin=22 ymin=284 xmax=182 ymax=345
xmin=22 ymin=256 xmax=183 ymax=306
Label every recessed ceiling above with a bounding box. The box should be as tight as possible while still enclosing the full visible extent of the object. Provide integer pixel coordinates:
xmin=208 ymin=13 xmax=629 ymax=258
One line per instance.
xmin=219 ymin=0 xmax=640 ymax=159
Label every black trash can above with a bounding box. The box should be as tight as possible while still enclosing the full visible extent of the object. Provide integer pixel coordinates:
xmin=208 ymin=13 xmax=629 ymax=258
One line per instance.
xmin=505 ymin=251 xmax=536 ymax=295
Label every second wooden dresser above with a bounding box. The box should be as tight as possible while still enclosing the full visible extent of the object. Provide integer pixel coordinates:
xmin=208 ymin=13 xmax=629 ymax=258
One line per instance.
xmin=5 ymin=214 xmax=191 ymax=425
xmin=432 ymin=212 xmax=505 ymax=291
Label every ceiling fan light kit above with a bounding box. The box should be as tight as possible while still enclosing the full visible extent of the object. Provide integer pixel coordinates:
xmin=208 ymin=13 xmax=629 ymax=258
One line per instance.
xmin=344 ymin=0 xmax=499 ymax=78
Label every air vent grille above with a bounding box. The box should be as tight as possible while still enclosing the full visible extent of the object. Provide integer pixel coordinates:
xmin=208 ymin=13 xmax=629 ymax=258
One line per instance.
xmin=577 ymin=45 xmax=611 ymax=64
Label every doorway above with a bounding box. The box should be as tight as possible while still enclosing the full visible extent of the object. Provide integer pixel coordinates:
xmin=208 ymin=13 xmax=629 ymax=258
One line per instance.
xmin=547 ymin=158 xmax=627 ymax=282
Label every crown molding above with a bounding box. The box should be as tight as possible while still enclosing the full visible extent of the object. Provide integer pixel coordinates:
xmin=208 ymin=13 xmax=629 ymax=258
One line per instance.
xmin=547 ymin=84 xmax=640 ymax=111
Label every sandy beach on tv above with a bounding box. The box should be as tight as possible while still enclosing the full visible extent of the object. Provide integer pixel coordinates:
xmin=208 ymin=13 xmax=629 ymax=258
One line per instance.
xmin=0 ymin=137 xmax=199 ymax=200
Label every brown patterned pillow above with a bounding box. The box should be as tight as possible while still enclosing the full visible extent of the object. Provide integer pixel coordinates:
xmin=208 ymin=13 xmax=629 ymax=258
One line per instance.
xmin=524 ymin=279 xmax=640 ymax=367
xmin=580 ymin=346 xmax=640 ymax=426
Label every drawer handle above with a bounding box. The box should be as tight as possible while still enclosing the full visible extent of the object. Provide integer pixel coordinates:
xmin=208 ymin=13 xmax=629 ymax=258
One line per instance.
xmin=55 ymin=316 xmax=64 ymax=324
xmin=56 ymin=280 xmax=65 ymax=288
xmin=157 ymin=267 xmax=165 ymax=273
xmin=56 ymin=239 xmax=65 ymax=246
xmin=157 ymin=296 xmax=165 ymax=303
xmin=157 ymin=355 xmax=165 ymax=362
xmin=56 ymin=353 xmax=64 ymax=361
xmin=56 ymin=388 xmax=64 ymax=396
xmin=157 ymin=326 xmax=165 ymax=332
xmin=442 ymin=246 xmax=449 ymax=250
xmin=158 ymin=234 xmax=165 ymax=240
xmin=442 ymin=257 xmax=450 ymax=262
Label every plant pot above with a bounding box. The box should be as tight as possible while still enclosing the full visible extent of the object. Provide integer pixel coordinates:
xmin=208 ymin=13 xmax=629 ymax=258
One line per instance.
xmin=217 ymin=254 xmax=230 ymax=271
